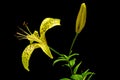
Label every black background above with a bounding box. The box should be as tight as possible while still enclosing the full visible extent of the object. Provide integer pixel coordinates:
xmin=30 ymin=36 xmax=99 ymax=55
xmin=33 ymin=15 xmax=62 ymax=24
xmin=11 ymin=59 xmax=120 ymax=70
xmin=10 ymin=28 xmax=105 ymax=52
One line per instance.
xmin=3 ymin=0 xmax=98 ymax=80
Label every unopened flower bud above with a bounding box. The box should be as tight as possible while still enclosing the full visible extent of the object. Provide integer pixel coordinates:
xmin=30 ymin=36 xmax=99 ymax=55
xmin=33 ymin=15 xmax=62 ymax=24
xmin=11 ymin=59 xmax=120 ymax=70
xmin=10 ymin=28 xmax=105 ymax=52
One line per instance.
xmin=75 ymin=3 xmax=87 ymax=33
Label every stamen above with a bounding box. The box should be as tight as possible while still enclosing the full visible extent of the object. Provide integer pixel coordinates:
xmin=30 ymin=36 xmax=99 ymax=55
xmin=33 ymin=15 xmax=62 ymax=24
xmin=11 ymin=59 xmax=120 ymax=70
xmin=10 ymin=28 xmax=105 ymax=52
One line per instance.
xmin=17 ymin=27 xmax=29 ymax=35
xmin=16 ymin=32 xmax=27 ymax=37
xmin=17 ymin=37 xmax=27 ymax=40
xmin=25 ymin=25 xmax=32 ymax=34
xmin=23 ymin=21 xmax=32 ymax=34
xmin=15 ymin=34 xmax=27 ymax=40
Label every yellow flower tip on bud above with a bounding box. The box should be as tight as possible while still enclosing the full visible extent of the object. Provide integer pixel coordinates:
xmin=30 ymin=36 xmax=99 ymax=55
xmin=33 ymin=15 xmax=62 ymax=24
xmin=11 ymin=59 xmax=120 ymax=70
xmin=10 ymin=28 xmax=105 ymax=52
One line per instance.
xmin=50 ymin=56 xmax=53 ymax=59
xmin=75 ymin=3 xmax=87 ymax=34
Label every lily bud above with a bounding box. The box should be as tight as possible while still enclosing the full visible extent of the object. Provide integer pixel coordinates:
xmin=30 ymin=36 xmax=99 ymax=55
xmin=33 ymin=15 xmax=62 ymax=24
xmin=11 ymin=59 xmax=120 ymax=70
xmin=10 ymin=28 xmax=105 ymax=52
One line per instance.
xmin=75 ymin=3 xmax=87 ymax=33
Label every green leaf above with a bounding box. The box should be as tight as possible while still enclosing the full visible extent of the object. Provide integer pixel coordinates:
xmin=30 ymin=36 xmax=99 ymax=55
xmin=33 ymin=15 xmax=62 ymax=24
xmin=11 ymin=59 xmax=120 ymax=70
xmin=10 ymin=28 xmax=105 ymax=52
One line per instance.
xmin=60 ymin=78 xmax=71 ymax=80
xmin=70 ymin=74 xmax=83 ymax=80
xmin=87 ymin=72 xmax=95 ymax=80
xmin=22 ymin=43 xmax=40 ymax=71
xmin=58 ymin=54 xmax=69 ymax=59
xmin=62 ymin=63 xmax=70 ymax=67
xmin=63 ymin=54 xmax=69 ymax=59
xmin=68 ymin=53 xmax=79 ymax=60
xmin=52 ymin=54 xmax=69 ymax=66
xmin=73 ymin=61 xmax=82 ymax=74
xmin=69 ymin=58 xmax=76 ymax=67
xmin=53 ymin=58 xmax=67 ymax=66
xmin=82 ymin=69 xmax=91 ymax=77
xmin=82 ymin=69 xmax=94 ymax=80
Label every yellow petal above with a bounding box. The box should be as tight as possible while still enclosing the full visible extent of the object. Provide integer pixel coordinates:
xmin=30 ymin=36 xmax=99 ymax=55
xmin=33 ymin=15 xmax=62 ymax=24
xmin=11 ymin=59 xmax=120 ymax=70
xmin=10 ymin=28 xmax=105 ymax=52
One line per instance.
xmin=40 ymin=18 xmax=60 ymax=36
xmin=38 ymin=18 xmax=60 ymax=59
xmin=22 ymin=43 xmax=40 ymax=71
xmin=39 ymin=33 xmax=53 ymax=59
xmin=38 ymin=43 xmax=53 ymax=59
xmin=26 ymin=30 xmax=41 ymax=43
xmin=33 ymin=30 xmax=39 ymax=38
xmin=75 ymin=3 xmax=87 ymax=33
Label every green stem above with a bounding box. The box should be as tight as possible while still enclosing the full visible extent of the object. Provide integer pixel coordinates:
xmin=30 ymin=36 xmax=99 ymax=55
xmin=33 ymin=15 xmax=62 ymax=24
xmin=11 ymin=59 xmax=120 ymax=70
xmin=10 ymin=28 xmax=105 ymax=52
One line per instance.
xmin=69 ymin=33 xmax=79 ymax=55
xmin=69 ymin=66 xmax=73 ymax=75
xmin=49 ymin=47 xmax=62 ymax=56
xmin=68 ymin=61 xmax=73 ymax=75
xmin=50 ymin=47 xmax=74 ymax=74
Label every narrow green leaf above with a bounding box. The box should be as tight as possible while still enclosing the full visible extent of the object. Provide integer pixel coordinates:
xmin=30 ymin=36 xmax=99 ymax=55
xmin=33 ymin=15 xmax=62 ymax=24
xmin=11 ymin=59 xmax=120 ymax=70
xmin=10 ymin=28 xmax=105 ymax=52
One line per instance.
xmin=82 ymin=69 xmax=94 ymax=80
xmin=22 ymin=43 xmax=40 ymax=71
xmin=73 ymin=61 xmax=82 ymax=74
xmin=69 ymin=58 xmax=76 ymax=67
xmin=82 ymin=69 xmax=90 ymax=77
xmin=70 ymin=74 xmax=83 ymax=80
xmin=87 ymin=72 xmax=95 ymax=80
xmin=68 ymin=53 xmax=79 ymax=60
xmin=63 ymin=54 xmax=69 ymax=59
xmin=58 ymin=55 xmax=68 ymax=59
xmin=60 ymin=78 xmax=71 ymax=80
xmin=62 ymin=63 xmax=70 ymax=67
xmin=53 ymin=58 xmax=67 ymax=66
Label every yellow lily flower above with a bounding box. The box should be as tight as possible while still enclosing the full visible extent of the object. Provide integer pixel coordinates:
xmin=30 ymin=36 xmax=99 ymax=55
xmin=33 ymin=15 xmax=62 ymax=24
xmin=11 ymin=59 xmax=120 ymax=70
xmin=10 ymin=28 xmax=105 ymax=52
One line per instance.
xmin=75 ymin=3 xmax=87 ymax=33
xmin=16 ymin=18 xmax=61 ymax=71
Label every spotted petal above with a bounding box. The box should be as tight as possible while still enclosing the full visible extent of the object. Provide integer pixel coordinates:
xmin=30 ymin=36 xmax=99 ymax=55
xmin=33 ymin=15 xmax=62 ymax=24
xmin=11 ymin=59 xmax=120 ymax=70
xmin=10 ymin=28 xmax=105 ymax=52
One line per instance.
xmin=22 ymin=43 xmax=40 ymax=71
xmin=26 ymin=30 xmax=41 ymax=43
xmin=38 ymin=42 xmax=53 ymax=59
xmin=39 ymin=18 xmax=60 ymax=59
xmin=40 ymin=18 xmax=61 ymax=36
